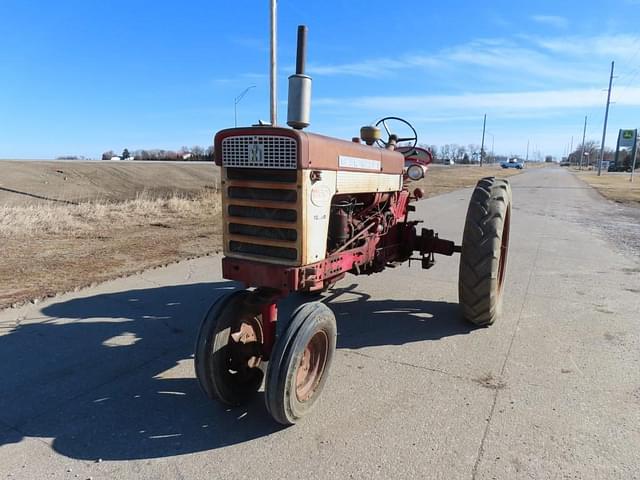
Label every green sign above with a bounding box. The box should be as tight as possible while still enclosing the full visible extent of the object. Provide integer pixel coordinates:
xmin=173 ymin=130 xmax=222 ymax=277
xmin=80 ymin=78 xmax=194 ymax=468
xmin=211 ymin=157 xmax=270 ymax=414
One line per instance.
xmin=619 ymin=129 xmax=637 ymax=148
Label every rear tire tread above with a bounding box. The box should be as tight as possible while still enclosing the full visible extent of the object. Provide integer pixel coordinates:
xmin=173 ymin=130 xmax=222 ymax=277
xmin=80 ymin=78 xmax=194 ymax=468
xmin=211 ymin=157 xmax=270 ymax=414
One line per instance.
xmin=459 ymin=177 xmax=512 ymax=326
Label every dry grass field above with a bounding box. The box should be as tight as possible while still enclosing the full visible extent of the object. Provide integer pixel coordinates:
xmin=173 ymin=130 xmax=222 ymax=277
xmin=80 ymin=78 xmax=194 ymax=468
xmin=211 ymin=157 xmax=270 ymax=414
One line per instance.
xmin=573 ymin=170 xmax=640 ymax=205
xmin=0 ymin=160 xmax=219 ymax=206
xmin=414 ymin=163 xmax=523 ymax=197
xmin=1 ymin=189 xmax=223 ymax=309
xmin=0 ymin=162 xmax=523 ymax=309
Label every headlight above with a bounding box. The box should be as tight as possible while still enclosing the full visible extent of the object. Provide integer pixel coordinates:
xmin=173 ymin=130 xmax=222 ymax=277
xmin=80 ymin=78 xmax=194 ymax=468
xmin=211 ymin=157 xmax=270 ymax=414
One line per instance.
xmin=406 ymin=163 xmax=426 ymax=181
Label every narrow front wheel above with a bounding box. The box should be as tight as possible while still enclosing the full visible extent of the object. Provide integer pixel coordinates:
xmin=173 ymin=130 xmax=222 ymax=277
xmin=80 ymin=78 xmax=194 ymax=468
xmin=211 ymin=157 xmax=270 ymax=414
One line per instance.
xmin=265 ymin=302 xmax=337 ymax=425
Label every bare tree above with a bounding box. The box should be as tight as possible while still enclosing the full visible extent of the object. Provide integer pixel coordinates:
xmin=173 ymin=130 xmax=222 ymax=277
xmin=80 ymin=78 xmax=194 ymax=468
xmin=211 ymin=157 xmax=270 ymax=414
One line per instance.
xmin=101 ymin=150 xmax=114 ymax=160
xmin=191 ymin=146 xmax=205 ymax=159
xmin=571 ymin=140 xmax=599 ymax=167
xmin=440 ymin=144 xmax=452 ymax=161
xmin=205 ymin=146 xmax=215 ymax=161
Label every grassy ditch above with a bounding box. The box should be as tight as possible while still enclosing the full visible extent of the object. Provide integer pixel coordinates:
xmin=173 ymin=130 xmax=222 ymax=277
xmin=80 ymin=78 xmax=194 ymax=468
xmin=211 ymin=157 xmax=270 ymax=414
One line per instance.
xmin=573 ymin=170 xmax=640 ymax=205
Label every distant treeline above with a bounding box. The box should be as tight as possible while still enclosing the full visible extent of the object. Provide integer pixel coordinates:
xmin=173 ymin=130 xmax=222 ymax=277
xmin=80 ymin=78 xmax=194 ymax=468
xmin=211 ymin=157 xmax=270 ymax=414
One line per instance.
xmin=101 ymin=146 xmax=214 ymax=161
xmin=56 ymin=155 xmax=89 ymax=160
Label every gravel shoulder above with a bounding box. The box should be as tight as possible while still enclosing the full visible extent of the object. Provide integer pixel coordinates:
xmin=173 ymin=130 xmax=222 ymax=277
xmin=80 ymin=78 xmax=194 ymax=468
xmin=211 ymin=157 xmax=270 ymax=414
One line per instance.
xmin=569 ymin=169 xmax=640 ymax=257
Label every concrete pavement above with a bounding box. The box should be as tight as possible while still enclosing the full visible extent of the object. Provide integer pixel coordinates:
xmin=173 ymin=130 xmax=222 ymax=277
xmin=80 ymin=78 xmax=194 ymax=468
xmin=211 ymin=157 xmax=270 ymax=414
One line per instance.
xmin=1 ymin=167 xmax=639 ymax=479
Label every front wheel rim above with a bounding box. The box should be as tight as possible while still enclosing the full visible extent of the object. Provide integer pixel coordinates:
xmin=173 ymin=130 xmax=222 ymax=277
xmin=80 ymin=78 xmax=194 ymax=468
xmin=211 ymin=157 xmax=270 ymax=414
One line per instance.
xmin=295 ymin=330 xmax=329 ymax=402
xmin=225 ymin=312 xmax=263 ymax=380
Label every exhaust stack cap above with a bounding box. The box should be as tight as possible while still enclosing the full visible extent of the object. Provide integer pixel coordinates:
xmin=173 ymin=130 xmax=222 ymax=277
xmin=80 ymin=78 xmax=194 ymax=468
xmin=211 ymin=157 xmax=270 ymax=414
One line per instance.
xmin=287 ymin=25 xmax=312 ymax=130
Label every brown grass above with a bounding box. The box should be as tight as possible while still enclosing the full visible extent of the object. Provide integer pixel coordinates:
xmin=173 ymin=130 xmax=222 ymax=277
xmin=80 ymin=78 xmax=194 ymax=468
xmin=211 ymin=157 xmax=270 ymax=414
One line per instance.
xmin=414 ymin=164 xmax=523 ymax=198
xmin=0 ymin=190 xmax=221 ymax=236
xmin=0 ymin=164 xmax=525 ymax=310
xmin=0 ymin=189 xmax=223 ymax=309
xmin=573 ymin=171 xmax=640 ymax=205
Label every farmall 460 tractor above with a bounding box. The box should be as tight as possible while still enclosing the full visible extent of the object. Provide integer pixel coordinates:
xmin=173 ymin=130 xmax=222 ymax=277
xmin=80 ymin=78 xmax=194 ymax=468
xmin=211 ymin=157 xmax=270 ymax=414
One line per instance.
xmin=195 ymin=26 xmax=512 ymax=425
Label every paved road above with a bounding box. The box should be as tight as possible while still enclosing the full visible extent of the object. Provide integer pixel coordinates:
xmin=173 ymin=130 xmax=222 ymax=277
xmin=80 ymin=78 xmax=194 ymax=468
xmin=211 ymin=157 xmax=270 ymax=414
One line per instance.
xmin=1 ymin=168 xmax=639 ymax=479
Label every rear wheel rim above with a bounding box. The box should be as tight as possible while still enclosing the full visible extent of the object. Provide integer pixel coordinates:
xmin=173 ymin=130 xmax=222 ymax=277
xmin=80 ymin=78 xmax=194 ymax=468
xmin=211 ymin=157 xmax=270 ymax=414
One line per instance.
xmin=497 ymin=206 xmax=511 ymax=293
xmin=295 ymin=330 xmax=329 ymax=402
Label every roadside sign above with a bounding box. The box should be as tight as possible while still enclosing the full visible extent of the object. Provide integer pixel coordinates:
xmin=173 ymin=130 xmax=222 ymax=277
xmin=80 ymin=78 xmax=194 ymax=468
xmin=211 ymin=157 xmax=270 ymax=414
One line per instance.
xmin=619 ymin=129 xmax=637 ymax=148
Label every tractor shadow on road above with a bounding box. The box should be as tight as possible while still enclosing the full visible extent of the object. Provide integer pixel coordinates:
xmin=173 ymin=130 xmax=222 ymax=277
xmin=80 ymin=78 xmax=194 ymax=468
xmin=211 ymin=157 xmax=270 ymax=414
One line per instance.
xmin=0 ymin=281 xmax=474 ymax=461
xmin=322 ymin=283 xmax=476 ymax=349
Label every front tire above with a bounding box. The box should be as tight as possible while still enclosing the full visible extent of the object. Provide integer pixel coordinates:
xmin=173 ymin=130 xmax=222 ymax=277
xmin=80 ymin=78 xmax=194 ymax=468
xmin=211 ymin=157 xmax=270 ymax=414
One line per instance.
xmin=458 ymin=177 xmax=512 ymax=326
xmin=265 ymin=302 xmax=337 ymax=425
xmin=194 ymin=290 xmax=266 ymax=406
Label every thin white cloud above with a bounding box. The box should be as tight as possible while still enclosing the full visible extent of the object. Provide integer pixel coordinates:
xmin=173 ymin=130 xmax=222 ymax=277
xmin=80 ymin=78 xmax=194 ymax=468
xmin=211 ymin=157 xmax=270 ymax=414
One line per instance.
xmin=316 ymin=87 xmax=640 ymax=114
xmin=308 ymin=57 xmax=438 ymax=78
xmin=531 ymin=15 xmax=569 ymax=29
xmin=531 ymin=34 xmax=640 ymax=58
xmin=308 ymin=58 xmax=405 ymax=77
xmin=306 ymin=33 xmax=640 ymax=89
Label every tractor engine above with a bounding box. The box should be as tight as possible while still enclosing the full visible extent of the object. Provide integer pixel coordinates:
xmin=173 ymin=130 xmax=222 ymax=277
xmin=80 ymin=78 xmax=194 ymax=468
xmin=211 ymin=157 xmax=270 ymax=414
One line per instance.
xmin=214 ymin=126 xmax=415 ymax=291
xmin=327 ymin=193 xmax=399 ymax=256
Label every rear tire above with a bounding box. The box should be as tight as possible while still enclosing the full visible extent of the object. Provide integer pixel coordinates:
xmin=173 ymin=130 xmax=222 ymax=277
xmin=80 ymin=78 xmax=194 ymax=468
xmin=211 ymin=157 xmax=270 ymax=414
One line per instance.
xmin=458 ymin=177 xmax=512 ymax=326
xmin=265 ymin=302 xmax=337 ymax=425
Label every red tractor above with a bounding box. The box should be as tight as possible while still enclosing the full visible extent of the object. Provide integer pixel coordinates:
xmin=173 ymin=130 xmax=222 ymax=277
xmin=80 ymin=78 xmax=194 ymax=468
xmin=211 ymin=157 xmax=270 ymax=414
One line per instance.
xmin=195 ymin=27 xmax=512 ymax=425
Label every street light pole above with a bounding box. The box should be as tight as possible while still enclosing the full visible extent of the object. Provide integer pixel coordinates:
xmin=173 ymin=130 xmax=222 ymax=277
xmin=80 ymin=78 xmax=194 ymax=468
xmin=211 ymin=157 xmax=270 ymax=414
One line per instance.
xmin=488 ymin=133 xmax=494 ymax=163
xmin=234 ymin=85 xmax=256 ymax=127
xmin=269 ymin=0 xmax=277 ymax=125
xmin=482 ymin=132 xmax=495 ymax=163
xmin=569 ymin=136 xmax=573 ymax=165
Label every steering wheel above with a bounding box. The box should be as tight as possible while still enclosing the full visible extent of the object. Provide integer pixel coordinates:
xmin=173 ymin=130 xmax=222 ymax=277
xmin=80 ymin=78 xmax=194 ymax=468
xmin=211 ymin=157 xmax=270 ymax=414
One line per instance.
xmin=374 ymin=116 xmax=418 ymax=150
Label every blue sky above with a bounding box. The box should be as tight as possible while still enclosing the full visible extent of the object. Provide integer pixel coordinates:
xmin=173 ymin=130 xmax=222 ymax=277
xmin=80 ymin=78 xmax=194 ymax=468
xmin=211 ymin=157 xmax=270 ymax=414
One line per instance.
xmin=1 ymin=0 xmax=639 ymax=159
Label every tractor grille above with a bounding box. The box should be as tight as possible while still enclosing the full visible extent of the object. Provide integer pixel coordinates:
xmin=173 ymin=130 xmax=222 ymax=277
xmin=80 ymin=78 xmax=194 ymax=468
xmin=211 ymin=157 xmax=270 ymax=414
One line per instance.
xmin=223 ymin=167 xmax=300 ymax=264
xmin=221 ymin=135 xmax=297 ymax=169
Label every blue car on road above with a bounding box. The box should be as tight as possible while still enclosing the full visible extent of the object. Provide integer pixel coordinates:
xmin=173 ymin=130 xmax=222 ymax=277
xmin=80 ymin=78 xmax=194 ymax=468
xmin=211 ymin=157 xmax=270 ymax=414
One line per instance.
xmin=501 ymin=158 xmax=524 ymax=169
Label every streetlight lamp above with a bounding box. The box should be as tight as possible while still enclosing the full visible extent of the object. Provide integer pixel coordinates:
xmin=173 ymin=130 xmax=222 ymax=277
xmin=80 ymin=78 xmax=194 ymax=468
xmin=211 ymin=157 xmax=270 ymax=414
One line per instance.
xmin=234 ymin=85 xmax=256 ymax=127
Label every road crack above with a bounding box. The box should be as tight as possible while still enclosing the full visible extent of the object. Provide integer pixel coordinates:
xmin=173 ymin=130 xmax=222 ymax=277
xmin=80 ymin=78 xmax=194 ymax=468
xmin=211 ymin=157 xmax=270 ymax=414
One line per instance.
xmin=340 ymin=349 xmax=469 ymax=383
xmin=470 ymin=240 xmax=541 ymax=480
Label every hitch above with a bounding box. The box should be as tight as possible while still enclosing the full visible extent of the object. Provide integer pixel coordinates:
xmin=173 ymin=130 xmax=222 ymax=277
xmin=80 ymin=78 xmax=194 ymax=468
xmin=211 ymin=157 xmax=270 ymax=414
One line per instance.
xmin=413 ymin=228 xmax=461 ymax=269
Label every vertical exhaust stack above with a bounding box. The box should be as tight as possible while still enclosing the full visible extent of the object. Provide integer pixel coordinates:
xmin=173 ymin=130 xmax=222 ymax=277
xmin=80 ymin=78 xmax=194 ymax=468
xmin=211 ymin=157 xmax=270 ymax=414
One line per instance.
xmin=287 ymin=25 xmax=312 ymax=130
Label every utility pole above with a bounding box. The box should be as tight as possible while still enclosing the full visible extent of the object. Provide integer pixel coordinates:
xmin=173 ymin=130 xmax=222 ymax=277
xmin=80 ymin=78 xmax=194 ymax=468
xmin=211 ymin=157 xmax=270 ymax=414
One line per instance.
xmin=269 ymin=0 xmax=277 ymax=125
xmin=525 ymin=140 xmax=529 ymax=162
xmin=598 ymin=61 xmax=615 ymax=176
xmin=579 ymin=115 xmax=587 ymax=170
xmin=480 ymin=113 xmax=486 ymax=166
xmin=234 ymin=85 xmax=256 ymax=127
xmin=631 ymin=133 xmax=638 ymax=183
xmin=569 ymin=136 xmax=573 ymax=156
